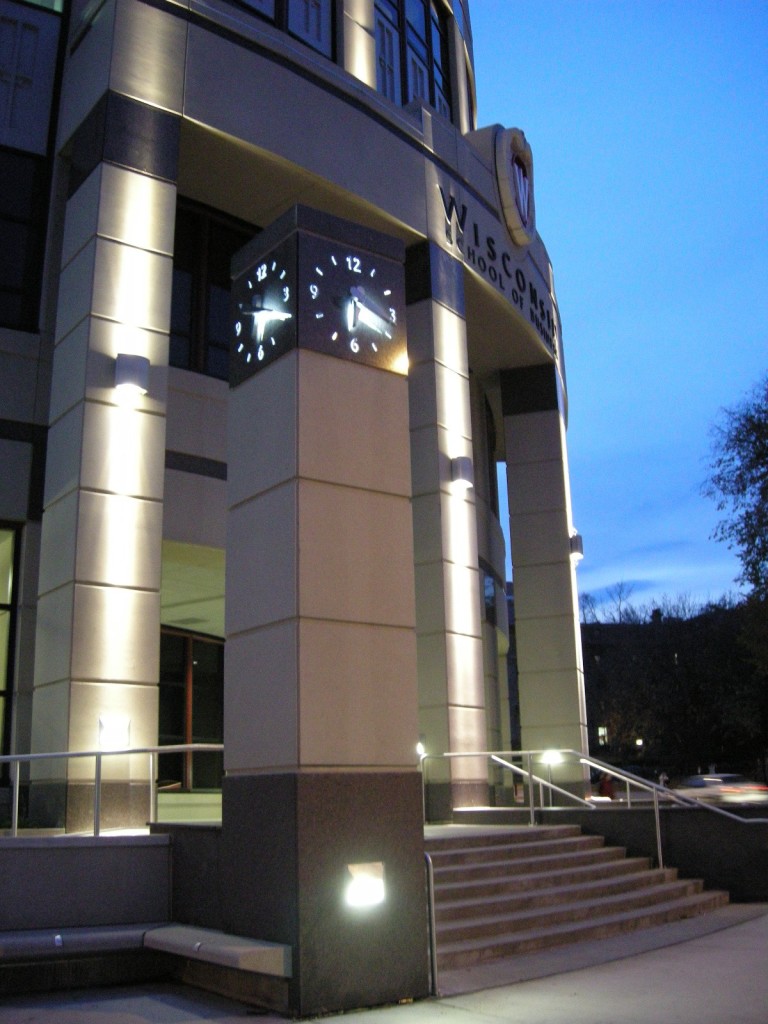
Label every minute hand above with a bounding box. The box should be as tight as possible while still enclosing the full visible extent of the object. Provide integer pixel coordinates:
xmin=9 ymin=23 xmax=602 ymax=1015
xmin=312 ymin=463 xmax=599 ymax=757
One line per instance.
xmin=241 ymin=307 xmax=293 ymax=343
xmin=348 ymin=286 xmax=392 ymax=337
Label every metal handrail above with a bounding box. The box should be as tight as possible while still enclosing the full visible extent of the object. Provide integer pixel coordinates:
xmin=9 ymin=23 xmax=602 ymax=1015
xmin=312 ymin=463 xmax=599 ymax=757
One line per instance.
xmin=0 ymin=744 xmax=224 ymax=838
xmin=420 ymin=748 xmax=768 ymax=872
xmin=424 ymin=852 xmax=439 ymax=997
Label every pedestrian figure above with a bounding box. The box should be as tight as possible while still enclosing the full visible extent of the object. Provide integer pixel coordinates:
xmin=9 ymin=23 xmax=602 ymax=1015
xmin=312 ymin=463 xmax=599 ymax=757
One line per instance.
xmin=598 ymin=773 xmax=615 ymax=799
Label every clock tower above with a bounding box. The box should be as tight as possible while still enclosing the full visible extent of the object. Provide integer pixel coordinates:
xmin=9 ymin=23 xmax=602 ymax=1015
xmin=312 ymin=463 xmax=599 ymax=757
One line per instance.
xmin=224 ymin=207 xmax=425 ymax=1013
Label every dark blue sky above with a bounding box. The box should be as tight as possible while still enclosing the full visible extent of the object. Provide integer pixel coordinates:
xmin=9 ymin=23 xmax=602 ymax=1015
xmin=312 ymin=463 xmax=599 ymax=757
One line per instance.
xmin=473 ymin=0 xmax=767 ymax=612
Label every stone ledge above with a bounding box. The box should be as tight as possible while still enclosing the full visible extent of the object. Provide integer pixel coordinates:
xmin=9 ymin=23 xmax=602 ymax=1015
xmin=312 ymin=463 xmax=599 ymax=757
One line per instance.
xmin=144 ymin=925 xmax=292 ymax=977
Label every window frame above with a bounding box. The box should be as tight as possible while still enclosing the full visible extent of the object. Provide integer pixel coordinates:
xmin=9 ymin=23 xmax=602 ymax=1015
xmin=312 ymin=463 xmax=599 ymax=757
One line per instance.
xmin=374 ymin=0 xmax=453 ymax=118
xmin=0 ymin=526 xmax=20 ymax=774
xmin=159 ymin=628 xmax=224 ymax=791
xmin=233 ymin=0 xmax=335 ymax=58
xmin=170 ymin=199 xmax=257 ymax=381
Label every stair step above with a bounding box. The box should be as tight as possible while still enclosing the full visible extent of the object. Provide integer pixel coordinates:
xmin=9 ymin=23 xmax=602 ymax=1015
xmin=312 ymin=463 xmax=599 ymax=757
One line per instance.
xmin=428 ymin=833 xmax=606 ymax=867
xmin=426 ymin=825 xmax=730 ymax=974
xmin=432 ymin=842 xmax=625 ymax=883
xmin=425 ymin=825 xmax=582 ymax=852
xmin=436 ymin=890 xmax=730 ymax=969
xmin=435 ymin=867 xmax=679 ymax=921
xmin=433 ymin=854 xmax=653 ymax=901
xmin=436 ymin=878 xmax=706 ymax=942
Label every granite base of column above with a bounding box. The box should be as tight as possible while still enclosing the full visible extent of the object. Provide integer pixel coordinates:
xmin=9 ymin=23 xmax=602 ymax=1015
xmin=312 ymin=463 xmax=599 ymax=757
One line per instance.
xmin=221 ymin=770 xmax=429 ymax=1017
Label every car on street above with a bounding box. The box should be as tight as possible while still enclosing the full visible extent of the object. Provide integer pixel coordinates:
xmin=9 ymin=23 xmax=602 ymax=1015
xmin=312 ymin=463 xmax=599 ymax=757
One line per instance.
xmin=673 ymin=773 xmax=768 ymax=805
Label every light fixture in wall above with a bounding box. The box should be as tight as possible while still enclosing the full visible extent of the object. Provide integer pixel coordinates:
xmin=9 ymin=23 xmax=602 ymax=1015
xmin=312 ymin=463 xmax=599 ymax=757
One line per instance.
xmin=345 ymin=862 xmax=385 ymax=908
xmin=450 ymin=456 xmax=474 ymax=490
xmin=569 ymin=530 xmax=584 ymax=564
xmin=114 ymin=353 xmax=150 ymax=395
xmin=99 ymin=713 xmax=131 ymax=751
xmin=540 ymin=749 xmax=563 ymax=766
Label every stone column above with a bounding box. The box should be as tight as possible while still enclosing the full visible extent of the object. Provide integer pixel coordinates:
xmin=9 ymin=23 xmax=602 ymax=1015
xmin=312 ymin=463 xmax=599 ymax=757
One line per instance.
xmin=29 ymin=89 xmax=179 ymax=829
xmin=223 ymin=209 xmax=427 ymax=1017
xmin=501 ymin=364 xmax=588 ymax=790
xmin=406 ymin=241 xmax=488 ymax=820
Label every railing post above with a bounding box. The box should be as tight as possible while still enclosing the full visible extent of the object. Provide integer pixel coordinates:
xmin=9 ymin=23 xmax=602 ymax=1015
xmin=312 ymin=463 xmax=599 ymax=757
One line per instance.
xmin=149 ymin=751 xmax=157 ymax=825
xmin=94 ymin=753 xmax=102 ymax=837
xmin=653 ymin=788 xmax=664 ymax=868
xmin=11 ymin=757 xmax=19 ymax=837
xmin=525 ymin=751 xmax=535 ymax=825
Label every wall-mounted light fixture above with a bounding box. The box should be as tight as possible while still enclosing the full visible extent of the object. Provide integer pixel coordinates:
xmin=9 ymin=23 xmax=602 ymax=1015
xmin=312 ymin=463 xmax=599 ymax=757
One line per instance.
xmin=345 ymin=862 xmax=385 ymax=908
xmin=114 ymin=353 xmax=150 ymax=395
xmin=99 ymin=713 xmax=131 ymax=751
xmin=569 ymin=530 xmax=584 ymax=564
xmin=540 ymin=749 xmax=563 ymax=766
xmin=450 ymin=456 xmax=474 ymax=491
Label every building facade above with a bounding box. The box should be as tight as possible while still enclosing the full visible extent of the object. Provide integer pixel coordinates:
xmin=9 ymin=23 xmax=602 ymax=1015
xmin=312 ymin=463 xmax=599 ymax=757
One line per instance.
xmin=1 ymin=2 xmax=587 ymax=1005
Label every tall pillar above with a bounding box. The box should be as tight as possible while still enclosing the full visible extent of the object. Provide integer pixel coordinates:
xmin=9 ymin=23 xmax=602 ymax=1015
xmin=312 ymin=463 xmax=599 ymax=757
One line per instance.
xmin=30 ymin=93 xmax=178 ymax=829
xmin=223 ymin=208 xmax=427 ymax=1017
xmin=406 ymin=242 xmax=487 ymax=820
xmin=501 ymin=364 xmax=588 ymax=781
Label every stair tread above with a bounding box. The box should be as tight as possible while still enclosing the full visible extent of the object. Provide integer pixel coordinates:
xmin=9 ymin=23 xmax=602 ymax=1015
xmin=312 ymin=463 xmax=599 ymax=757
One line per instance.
xmin=437 ymin=890 xmax=729 ymax=958
xmin=429 ymin=823 xmax=729 ymax=970
xmin=436 ymin=878 xmax=705 ymax=936
xmin=432 ymin=845 xmax=626 ymax=879
xmin=436 ymin=866 xmax=676 ymax=913
xmin=433 ymin=855 xmax=652 ymax=894
xmin=429 ymin=835 xmax=605 ymax=862
xmin=425 ymin=826 xmax=582 ymax=850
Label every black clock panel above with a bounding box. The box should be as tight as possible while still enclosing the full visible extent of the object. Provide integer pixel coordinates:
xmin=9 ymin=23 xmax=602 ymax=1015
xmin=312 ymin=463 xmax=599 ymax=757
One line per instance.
xmin=230 ymin=236 xmax=297 ymax=386
xmin=298 ymin=233 xmax=407 ymax=373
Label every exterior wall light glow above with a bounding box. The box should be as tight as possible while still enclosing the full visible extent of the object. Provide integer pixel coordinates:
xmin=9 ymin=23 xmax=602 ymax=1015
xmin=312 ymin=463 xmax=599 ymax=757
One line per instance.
xmin=541 ymin=749 xmax=563 ymax=765
xmin=569 ymin=530 xmax=584 ymax=564
xmin=99 ymin=713 xmax=131 ymax=751
xmin=345 ymin=862 xmax=385 ymax=907
xmin=450 ymin=456 xmax=474 ymax=490
xmin=115 ymin=353 xmax=150 ymax=395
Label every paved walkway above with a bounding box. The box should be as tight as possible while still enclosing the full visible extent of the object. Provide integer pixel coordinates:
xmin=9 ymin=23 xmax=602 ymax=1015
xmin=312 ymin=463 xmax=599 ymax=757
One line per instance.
xmin=1 ymin=905 xmax=766 ymax=1024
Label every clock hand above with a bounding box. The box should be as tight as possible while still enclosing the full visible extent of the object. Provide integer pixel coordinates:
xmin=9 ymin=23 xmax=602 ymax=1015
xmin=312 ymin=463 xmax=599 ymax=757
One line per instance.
xmin=347 ymin=286 xmax=393 ymax=338
xmin=239 ymin=303 xmax=293 ymax=343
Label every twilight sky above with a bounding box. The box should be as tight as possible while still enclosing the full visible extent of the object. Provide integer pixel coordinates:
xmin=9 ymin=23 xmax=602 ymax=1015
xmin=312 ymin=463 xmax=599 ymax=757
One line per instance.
xmin=471 ymin=0 xmax=767 ymax=613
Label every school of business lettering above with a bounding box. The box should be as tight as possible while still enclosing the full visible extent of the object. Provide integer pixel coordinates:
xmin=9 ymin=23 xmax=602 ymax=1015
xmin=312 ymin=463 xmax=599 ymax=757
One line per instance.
xmin=439 ymin=187 xmax=557 ymax=355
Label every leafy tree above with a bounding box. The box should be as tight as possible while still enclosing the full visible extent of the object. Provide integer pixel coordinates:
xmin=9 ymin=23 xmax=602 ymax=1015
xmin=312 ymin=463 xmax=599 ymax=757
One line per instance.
xmin=704 ymin=374 xmax=768 ymax=597
xmin=704 ymin=375 xmax=768 ymax=775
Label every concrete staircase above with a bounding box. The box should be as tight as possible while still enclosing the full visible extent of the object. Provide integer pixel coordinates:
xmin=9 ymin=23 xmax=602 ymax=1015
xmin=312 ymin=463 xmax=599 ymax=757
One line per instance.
xmin=426 ymin=825 xmax=729 ymax=971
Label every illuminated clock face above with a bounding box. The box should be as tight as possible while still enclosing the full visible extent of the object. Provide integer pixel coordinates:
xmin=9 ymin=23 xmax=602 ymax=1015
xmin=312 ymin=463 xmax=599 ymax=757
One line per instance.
xmin=231 ymin=240 xmax=296 ymax=385
xmin=300 ymin=236 xmax=406 ymax=373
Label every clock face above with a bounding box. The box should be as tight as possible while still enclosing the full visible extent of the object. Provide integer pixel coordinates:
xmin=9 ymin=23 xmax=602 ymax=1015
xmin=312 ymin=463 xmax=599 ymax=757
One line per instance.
xmin=230 ymin=238 xmax=297 ymax=385
xmin=299 ymin=235 xmax=406 ymax=373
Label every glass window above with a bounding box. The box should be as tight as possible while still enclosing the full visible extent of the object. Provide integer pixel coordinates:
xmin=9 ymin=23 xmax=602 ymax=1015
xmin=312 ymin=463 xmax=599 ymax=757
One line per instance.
xmin=375 ymin=5 xmax=401 ymax=104
xmin=374 ymin=0 xmax=452 ymax=118
xmin=170 ymin=200 xmax=256 ymax=381
xmin=0 ymin=528 xmax=17 ymax=767
xmin=233 ymin=0 xmax=333 ymax=58
xmin=288 ymin=0 xmax=333 ymax=56
xmin=239 ymin=0 xmax=276 ymax=15
xmin=0 ymin=147 xmax=49 ymax=331
xmin=0 ymin=1 xmax=61 ymax=154
xmin=159 ymin=630 xmax=224 ymax=790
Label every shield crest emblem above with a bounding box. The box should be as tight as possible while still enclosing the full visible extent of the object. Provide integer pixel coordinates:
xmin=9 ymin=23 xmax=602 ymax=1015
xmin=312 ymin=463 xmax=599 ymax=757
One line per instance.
xmin=495 ymin=128 xmax=536 ymax=247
